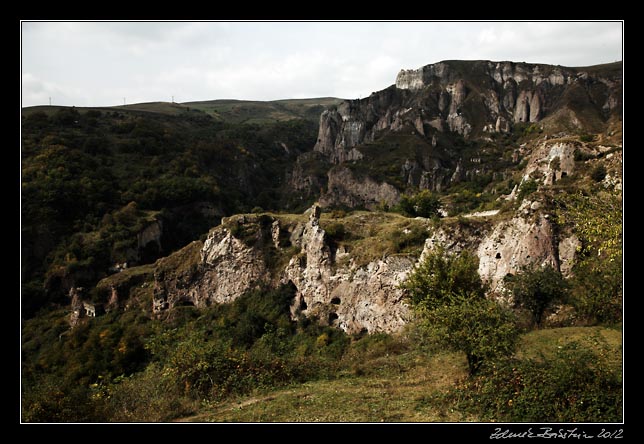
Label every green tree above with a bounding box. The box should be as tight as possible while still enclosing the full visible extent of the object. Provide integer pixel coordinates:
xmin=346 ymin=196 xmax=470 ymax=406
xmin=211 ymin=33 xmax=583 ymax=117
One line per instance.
xmin=556 ymin=191 xmax=622 ymax=324
xmin=403 ymin=248 xmax=519 ymax=375
xmin=397 ymin=190 xmax=441 ymax=218
xmin=505 ymin=265 xmax=569 ymax=327
xmin=424 ymin=297 xmax=520 ymax=375
xmin=402 ymin=247 xmax=485 ymax=311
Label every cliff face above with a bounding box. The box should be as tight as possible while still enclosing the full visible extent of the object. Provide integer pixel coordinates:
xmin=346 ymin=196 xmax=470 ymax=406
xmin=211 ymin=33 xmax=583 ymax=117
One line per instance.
xmin=152 ymin=207 xmax=413 ymax=334
xmin=131 ymin=59 xmax=622 ymax=335
xmin=308 ymin=60 xmax=621 ymax=206
xmin=151 ymin=199 xmax=585 ymax=334
xmin=316 ymin=60 xmax=621 ymax=155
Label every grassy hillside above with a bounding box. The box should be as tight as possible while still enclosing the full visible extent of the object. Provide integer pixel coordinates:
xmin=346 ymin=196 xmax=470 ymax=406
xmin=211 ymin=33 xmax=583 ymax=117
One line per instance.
xmin=184 ymin=97 xmax=344 ymax=124
xmin=178 ymin=325 xmax=622 ymax=422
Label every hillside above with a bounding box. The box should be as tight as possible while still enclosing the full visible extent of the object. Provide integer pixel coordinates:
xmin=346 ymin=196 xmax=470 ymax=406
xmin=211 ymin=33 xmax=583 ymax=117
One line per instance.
xmin=21 ymin=59 xmax=622 ymax=423
xmin=185 ymin=97 xmax=344 ymax=124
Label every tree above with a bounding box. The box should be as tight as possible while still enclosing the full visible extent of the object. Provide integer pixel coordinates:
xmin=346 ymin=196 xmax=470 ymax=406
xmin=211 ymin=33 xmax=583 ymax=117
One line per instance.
xmin=403 ymin=248 xmax=519 ymax=375
xmin=402 ymin=246 xmax=485 ymax=312
xmin=505 ymin=265 xmax=569 ymax=327
xmin=424 ymin=297 xmax=520 ymax=375
xmin=397 ymin=190 xmax=441 ymax=218
xmin=555 ymin=190 xmax=622 ymax=324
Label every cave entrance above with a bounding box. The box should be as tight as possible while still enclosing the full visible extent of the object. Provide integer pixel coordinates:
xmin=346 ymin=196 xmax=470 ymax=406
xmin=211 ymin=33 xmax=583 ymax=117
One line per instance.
xmin=328 ymin=312 xmax=338 ymax=325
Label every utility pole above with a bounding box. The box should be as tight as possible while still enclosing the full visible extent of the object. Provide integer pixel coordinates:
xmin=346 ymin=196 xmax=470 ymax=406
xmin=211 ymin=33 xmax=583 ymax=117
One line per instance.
xmin=49 ymin=97 xmax=51 ymax=106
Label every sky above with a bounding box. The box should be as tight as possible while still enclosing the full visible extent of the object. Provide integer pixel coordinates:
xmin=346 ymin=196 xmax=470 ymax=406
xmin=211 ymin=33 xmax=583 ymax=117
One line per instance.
xmin=21 ymin=21 xmax=623 ymax=108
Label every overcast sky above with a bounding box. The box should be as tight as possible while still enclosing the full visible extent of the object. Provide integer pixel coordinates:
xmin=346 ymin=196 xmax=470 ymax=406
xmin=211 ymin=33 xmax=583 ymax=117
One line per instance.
xmin=21 ymin=21 xmax=622 ymax=108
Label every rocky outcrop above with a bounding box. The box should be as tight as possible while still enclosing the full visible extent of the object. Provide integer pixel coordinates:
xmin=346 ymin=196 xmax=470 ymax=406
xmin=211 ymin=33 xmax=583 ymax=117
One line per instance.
xmin=153 ymin=206 xmax=413 ymax=334
xmin=152 ymin=192 xmax=584 ymax=333
xmin=282 ymin=205 xmax=412 ymax=333
xmin=320 ymin=166 xmax=400 ymax=209
xmin=523 ymin=141 xmax=578 ymax=186
xmin=315 ymin=60 xmax=621 ymax=163
xmin=422 ymin=197 xmax=569 ymax=297
xmin=153 ymin=218 xmax=271 ymax=312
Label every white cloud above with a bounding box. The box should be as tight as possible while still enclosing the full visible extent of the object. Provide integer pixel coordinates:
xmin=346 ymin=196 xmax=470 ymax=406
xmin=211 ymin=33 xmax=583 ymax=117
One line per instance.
xmin=20 ymin=21 xmax=623 ymax=108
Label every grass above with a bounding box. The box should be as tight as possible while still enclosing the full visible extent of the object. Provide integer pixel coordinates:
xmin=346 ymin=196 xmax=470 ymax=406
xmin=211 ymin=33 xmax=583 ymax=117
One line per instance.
xmin=183 ymin=98 xmax=344 ymax=124
xmin=225 ymin=209 xmax=432 ymax=268
xmin=155 ymin=240 xmax=203 ymax=279
xmin=177 ymin=324 xmax=621 ymax=422
xmin=178 ymin=348 xmax=470 ymax=423
xmin=318 ymin=211 xmax=432 ymax=266
xmin=517 ymin=325 xmax=622 ymax=367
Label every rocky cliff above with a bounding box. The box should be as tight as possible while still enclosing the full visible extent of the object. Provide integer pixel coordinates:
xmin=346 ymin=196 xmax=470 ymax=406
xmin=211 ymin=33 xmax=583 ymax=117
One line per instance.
xmin=316 ymin=60 xmax=621 ymax=153
xmin=94 ymin=59 xmax=622 ymax=335
xmin=150 ymin=197 xmax=592 ymax=333
xmin=152 ymin=206 xmax=415 ymax=334
xmin=307 ymin=60 xmax=621 ymax=207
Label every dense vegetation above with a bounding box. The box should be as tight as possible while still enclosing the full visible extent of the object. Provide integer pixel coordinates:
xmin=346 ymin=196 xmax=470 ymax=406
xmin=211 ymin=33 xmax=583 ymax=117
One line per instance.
xmin=21 ymin=92 xmax=622 ymax=423
xmin=22 ymin=106 xmax=318 ymax=317
xmin=404 ymin=250 xmax=620 ymax=421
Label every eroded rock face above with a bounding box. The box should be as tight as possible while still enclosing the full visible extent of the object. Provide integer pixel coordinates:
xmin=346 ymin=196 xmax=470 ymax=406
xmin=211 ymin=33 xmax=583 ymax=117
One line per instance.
xmin=523 ymin=141 xmax=577 ymax=186
xmin=153 ymin=206 xmax=413 ymax=334
xmin=320 ymin=166 xmax=401 ymax=209
xmin=316 ymin=60 xmax=621 ymax=163
xmin=283 ymin=206 xmax=412 ymax=334
xmin=476 ymin=210 xmax=558 ymax=293
xmin=422 ymin=198 xmax=565 ymax=296
xmin=153 ymin=197 xmax=580 ymax=333
xmin=153 ymin=221 xmax=270 ymax=313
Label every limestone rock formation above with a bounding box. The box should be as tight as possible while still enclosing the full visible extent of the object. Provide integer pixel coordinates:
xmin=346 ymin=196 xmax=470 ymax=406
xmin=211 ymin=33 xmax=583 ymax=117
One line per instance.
xmin=315 ymin=59 xmax=621 ymax=164
xmin=152 ymin=206 xmax=413 ymax=334
xmin=320 ymin=166 xmax=400 ymax=210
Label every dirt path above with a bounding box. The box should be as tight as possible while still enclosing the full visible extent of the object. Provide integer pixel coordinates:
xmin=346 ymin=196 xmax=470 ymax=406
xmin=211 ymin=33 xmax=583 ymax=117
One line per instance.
xmin=174 ymin=390 xmax=303 ymax=422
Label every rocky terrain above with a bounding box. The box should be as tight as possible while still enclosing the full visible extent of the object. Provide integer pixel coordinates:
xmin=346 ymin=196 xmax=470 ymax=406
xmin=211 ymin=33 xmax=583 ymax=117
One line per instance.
xmin=142 ymin=59 xmax=622 ymax=333
xmin=21 ymin=58 xmax=623 ymax=423
xmin=304 ymin=60 xmax=621 ymax=208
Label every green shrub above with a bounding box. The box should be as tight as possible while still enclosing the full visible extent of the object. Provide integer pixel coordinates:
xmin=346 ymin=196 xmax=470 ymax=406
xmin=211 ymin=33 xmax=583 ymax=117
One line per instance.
xmin=572 ymin=259 xmax=622 ymax=324
xmin=424 ymin=297 xmax=520 ymax=375
xmin=445 ymin=340 xmax=622 ymax=422
xmin=396 ymin=190 xmax=441 ymax=218
xmin=591 ymin=164 xmax=607 ymax=182
xmin=402 ymin=248 xmax=517 ymax=375
xmin=516 ymin=179 xmax=538 ymax=201
xmin=324 ymin=222 xmax=346 ymax=242
xmin=402 ymin=246 xmax=485 ymax=312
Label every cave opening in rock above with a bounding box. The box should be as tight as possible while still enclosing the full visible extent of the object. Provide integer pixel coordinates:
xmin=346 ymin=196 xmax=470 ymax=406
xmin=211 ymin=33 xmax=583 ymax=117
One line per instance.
xmin=331 ymin=297 xmax=341 ymax=305
xmin=299 ymin=299 xmax=308 ymax=311
xmin=328 ymin=312 xmax=338 ymax=324
xmin=496 ymin=252 xmax=502 ymax=259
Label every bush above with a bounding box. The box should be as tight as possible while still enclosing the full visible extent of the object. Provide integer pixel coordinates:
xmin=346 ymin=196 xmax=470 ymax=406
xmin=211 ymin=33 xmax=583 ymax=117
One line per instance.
xmin=402 ymin=248 xmax=517 ymax=375
xmin=396 ymin=190 xmax=441 ymax=218
xmin=445 ymin=340 xmax=622 ymax=422
xmin=572 ymin=259 xmax=622 ymax=324
xmin=591 ymin=164 xmax=607 ymax=182
xmin=516 ymin=179 xmax=538 ymax=201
